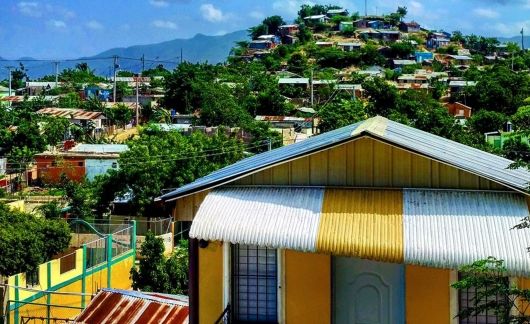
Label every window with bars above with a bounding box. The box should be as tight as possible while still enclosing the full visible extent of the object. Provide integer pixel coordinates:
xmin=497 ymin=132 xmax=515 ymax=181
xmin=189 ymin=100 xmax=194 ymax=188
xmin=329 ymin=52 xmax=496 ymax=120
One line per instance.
xmin=231 ymin=244 xmax=278 ymax=324
xmin=458 ymin=274 xmax=509 ymax=324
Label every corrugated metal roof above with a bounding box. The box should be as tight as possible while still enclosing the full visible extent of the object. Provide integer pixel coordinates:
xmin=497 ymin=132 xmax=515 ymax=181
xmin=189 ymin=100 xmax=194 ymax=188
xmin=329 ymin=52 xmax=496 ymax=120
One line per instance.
xmin=74 ymin=289 xmax=189 ymax=324
xmin=379 ymin=119 xmax=530 ymax=192
xmin=156 ymin=116 xmax=530 ymax=202
xmin=157 ymin=121 xmax=362 ymax=201
xmin=317 ymin=189 xmax=404 ymax=262
xmin=37 ymin=108 xmax=106 ymax=120
xmin=70 ymin=144 xmax=128 ymax=153
xmin=403 ymin=189 xmax=530 ymax=275
xmin=189 ymin=187 xmax=324 ymax=251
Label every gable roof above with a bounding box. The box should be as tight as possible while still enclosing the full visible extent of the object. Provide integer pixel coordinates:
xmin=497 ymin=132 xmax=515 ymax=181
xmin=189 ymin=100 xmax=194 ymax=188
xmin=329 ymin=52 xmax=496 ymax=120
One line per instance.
xmin=156 ymin=116 xmax=530 ymax=202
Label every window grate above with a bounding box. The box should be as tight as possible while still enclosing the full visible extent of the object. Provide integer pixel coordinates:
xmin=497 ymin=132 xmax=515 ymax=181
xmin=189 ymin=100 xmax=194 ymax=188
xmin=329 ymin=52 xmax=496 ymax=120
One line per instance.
xmin=458 ymin=274 xmax=509 ymax=324
xmin=232 ymin=244 xmax=278 ymax=323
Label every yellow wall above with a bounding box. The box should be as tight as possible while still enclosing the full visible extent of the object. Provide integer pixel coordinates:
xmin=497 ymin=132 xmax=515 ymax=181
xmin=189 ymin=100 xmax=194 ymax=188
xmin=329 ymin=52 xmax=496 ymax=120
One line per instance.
xmin=6 ymin=200 xmax=25 ymax=212
xmin=406 ymin=265 xmax=450 ymax=324
xmin=174 ymin=136 xmax=509 ymax=222
xmin=285 ymin=250 xmax=331 ymax=324
xmin=235 ymin=137 xmax=506 ymax=190
xmin=198 ymin=241 xmax=224 ymax=323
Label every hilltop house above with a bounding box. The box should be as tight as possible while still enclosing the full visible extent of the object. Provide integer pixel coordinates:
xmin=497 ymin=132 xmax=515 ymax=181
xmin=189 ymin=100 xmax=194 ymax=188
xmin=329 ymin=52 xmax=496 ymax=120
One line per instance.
xmin=337 ymin=42 xmax=362 ymax=51
xmin=326 ymin=8 xmax=348 ymax=17
xmin=157 ymin=116 xmax=530 ymax=324
xmin=399 ymin=21 xmax=420 ymax=33
xmin=304 ymin=14 xmax=329 ymax=23
xmin=338 ymin=21 xmax=354 ymax=32
xmin=278 ymin=24 xmax=299 ymax=37
xmin=37 ymin=107 xmax=107 ymax=130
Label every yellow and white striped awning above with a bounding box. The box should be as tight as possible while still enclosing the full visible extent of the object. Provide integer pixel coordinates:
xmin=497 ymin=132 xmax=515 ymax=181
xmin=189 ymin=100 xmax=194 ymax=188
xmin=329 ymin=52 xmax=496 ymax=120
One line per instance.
xmin=189 ymin=187 xmax=530 ymax=275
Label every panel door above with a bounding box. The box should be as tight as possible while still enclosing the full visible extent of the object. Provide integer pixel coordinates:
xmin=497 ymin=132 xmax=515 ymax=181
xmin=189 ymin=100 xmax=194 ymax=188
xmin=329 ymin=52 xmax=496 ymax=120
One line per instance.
xmin=333 ymin=257 xmax=405 ymax=324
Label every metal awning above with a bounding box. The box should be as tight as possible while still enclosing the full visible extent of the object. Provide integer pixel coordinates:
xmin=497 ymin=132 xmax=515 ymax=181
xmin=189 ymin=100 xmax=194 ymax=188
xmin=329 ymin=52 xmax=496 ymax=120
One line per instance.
xmin=189 ymin=187 xmax=324 ymax=252
xmin=190 ymin=187 xmax=530 ymax=274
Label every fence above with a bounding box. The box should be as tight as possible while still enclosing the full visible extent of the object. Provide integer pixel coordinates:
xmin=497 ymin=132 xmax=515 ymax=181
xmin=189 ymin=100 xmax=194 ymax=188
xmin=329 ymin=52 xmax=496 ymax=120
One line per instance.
xmin=3 ymin=222 xmax=136 ymax=324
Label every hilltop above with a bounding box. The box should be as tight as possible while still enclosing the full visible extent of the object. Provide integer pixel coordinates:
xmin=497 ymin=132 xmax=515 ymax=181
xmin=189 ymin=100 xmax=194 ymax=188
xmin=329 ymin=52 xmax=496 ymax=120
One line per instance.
xmin=0 ymin=30 xmax=248 ymax=78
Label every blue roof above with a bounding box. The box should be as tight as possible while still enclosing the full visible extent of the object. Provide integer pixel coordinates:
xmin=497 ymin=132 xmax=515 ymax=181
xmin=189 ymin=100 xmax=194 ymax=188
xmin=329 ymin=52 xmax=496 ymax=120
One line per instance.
xmin=156 ymin=116 xmax=530 ymax=202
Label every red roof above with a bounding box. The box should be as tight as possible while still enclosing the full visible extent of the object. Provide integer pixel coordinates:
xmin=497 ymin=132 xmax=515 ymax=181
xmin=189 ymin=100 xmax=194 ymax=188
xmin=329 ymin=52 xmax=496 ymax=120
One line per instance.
xmin=74 ymin=289 xmax=189 ymax=324
xmin=37 ymin=108 xmax=106 ymax=120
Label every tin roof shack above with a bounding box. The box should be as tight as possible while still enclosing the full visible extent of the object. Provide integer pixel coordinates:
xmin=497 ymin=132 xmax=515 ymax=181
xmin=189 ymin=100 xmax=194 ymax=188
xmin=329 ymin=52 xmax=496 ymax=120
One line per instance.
xmin=446 ymin=54 xmax=472 ymax=68
xmin=337 ymin=42 xmax=362 ymax=52
xmin=157 ymin=116 xmax=530 ymax=324
xmin=248 ymin=40 xmax=275 ymax=50
xmin=278 ymin=24 xmax=299 ymax=37
xmin=326 ymin=8 xmax=348 ymax=17
xmin=24 ymin=81 xmax=63 ymax=96
xmin=35 ymin=143 xmax=127 ymax=184
xmin=399 ymin=21 xmax=420 ymax=33
xmin=74 ymin=289 xmax=189 ymax=323
xmin=37 ymin=108 xmax=107 ymax=129
xmin=449 ymin=80 xmax=477 ymax=95
xmin=303 ymin=14 xmax=330 ymax=23
xmin=255 ymin=115 xmax=314 ymax=144
xmin=444 ymin=102 xmax=472 ymax=121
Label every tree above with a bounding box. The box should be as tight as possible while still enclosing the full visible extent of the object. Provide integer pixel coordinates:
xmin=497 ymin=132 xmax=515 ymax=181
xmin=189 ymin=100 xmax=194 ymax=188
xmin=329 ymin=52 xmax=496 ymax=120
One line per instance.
xmin=248 ymin=24 xmax=268 ymax=40
xmin=297 ymin=24 xmax=313 ymax=44
xmin=262 ymin=15 xmax=285 ymax=35
xmin=34 ymin=201 xmax=63 ymax=219
xmin=105 ymin=103 xmax=134 ymax=127
xmin=198 ymin=83 xmax=252 ymax=127
xmin=362 ymin=77 xmax=399 ymax=116
xmin=396 ymin=6 xmax=407 ymax=21
xmin=468 ymin=110 xmax=508 ymax=134
xmin=0 ymin=202 xmax=71 ymax=277
xmin=116 ymin=126 xmax=245 ymax=213
xmin=131 ymin=232 xmax=188 ymax=294
xmin=41 ymin=116 xmax=70 ymax=146
xmin=512 ymin=105 xmax=530 ymax=130
xmin=318 ymin=99 xmax=367 ymax=133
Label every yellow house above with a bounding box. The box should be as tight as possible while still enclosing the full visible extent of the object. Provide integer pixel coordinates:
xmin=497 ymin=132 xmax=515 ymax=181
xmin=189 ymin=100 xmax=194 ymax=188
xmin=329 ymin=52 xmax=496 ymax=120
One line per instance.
xmin=156 ymin=116 xmax=530 ymax=324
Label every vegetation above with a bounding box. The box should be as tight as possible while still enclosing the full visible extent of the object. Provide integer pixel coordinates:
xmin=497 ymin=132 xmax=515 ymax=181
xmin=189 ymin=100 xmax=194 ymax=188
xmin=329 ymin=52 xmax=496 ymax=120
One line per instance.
xmin=131 ymin=231 xmax=188 ymax=295
xmin=0 ymin=202 xmax=71 ymax=277
xmin=453 ymin=258 xmax=530 ymax=323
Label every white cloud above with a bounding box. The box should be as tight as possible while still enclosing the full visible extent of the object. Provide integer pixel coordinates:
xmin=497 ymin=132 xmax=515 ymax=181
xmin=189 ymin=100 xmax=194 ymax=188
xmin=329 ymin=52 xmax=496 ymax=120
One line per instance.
xmin=149 ymin=0 xmax=170 ymax=7
xmin=409 ymin=0 xmax=424 ymax=14
xmin=48 ymin=19 xmax=66 ymax=28
xmin=18 ymin=2 xmax=41 ymax=17
xmin=249 ymin=10 xmax=265 ymax=20
xmin=200 ymin=3 xmax=227 ymax=22
xmin=86 ymin=20 xmax=104 ymax=30
xmin=152 ymin=20 xmax=178 ymax=29
xmin=272 ymin=0 xmax=314 ymax=17
xmin=473 ymin=8 xmax=499 ymax=19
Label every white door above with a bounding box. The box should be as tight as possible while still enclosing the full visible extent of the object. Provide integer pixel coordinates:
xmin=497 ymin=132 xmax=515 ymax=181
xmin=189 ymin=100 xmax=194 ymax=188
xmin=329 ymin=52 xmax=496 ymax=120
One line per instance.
xmin=333 ymin=257 xmax=405 ymax=324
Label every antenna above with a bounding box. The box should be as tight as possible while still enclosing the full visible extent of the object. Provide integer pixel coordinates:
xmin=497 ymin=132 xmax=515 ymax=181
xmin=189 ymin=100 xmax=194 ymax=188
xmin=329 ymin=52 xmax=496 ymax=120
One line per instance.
xmin=365 ymin=0 xmax=367 ymax=16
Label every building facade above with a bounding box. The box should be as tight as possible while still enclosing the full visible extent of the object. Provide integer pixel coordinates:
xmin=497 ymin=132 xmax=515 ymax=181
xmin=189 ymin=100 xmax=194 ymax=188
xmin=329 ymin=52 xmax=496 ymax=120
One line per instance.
xmin=158 ymin=117 xmax=530 ymax=324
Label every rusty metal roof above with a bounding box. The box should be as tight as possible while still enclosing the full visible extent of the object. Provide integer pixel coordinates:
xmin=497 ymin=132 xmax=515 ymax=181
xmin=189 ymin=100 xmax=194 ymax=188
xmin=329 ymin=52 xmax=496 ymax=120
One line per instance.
xmin=37 ymin=107 xmax=106 ymax=120
xmin=74 ymin=289 xmax=189 ymax=324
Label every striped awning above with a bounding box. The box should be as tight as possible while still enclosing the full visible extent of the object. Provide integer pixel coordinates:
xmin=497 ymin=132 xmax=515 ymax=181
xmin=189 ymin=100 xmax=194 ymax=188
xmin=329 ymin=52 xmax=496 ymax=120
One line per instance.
xmin=190 ymin=187 xmax=530 ymax=275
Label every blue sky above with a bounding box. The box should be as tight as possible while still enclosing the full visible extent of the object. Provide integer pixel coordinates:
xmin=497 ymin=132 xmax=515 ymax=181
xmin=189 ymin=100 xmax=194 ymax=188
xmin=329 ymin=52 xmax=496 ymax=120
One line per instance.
xmin=1 ymin=0 xmax=530 ymax=59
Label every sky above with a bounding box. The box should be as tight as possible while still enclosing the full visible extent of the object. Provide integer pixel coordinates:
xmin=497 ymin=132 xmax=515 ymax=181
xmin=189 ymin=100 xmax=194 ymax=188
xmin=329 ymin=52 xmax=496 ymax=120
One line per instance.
xmin=1 ymin=0 xmax=530 ymax=59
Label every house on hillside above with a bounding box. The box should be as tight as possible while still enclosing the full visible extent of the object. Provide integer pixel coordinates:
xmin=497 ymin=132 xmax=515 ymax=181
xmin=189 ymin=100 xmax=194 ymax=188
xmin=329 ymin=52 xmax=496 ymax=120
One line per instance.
xmin=304 ymin=14 xmax=329 ymax=23
xmin=379 ymin=30 xmax=401 ymax=42
xmin=415 ymin=51 xmax=434 ymax=63
xmin=278 ymin=24 xmax=299 ymax=37
xmin=393 ymin=59 xmax=417 ymax=69
xmin=337 ymin=42 xmax=362 ymax=51
xmin=315 ymin=41 xmax=335 ymax=48
xmin=399 ymin=21 xmax=420 ymax=33
xmin=444 ymin=102 xmax=473 ymax=123
xmin=427 ymin=33 xmax=450 ymax=49
xmin=339 ymin=21 xmax=354 ymax=32
xmin=326 ymin=8 xmax=348 ymax=17
xmin=37 ymin=107 xmax=107 ymax=130
xmin=157 ymin=116 xmax=530 ymax=324
xmin=249 ymin=40 xmax=274 ymax=50
xmin=24 ymin=81 xmax=63 ymax=96
xmin=446 ymin=54 xmax=472 ymax=68
xmin=35 ymin=143 xmax=128 ymax=183
xmin=449 ymin=80 xmax=477 ymax=94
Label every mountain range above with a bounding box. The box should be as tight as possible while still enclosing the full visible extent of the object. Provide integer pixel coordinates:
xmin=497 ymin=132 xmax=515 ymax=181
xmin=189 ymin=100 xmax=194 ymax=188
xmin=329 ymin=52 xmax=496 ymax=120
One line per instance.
xmin=0 ymin=30 xmax=248 ymax=79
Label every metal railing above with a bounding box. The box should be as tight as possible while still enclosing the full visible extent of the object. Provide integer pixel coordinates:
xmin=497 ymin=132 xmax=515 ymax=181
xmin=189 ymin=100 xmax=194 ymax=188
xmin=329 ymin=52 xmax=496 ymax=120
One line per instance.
xmin=214 ymin=304 xmax=231 ymax=324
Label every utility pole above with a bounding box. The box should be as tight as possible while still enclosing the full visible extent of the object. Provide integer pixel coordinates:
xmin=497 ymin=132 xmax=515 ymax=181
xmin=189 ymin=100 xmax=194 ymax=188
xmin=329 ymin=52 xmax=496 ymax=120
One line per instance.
xmin=5 ymin=66 xmax=14 ymax=96
xmin=267 ymin=138 xmax=272 ymax=151
xmin=53 ymin=61 xmax=59 ymax=88
xmin=141 ymin=54 xmax=145 ymax=74
xmin=112 ymin=56 xmax=119 ymax=103
xmin=310 ymin=69 xmax=314 ymax=107
xmin=135 ymin=74 xmax=140 ymax=126
xmin=180 ymin=48 xmax=183 ymax=64
xmin=521 ymin=27 xmax=525 ymax=50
